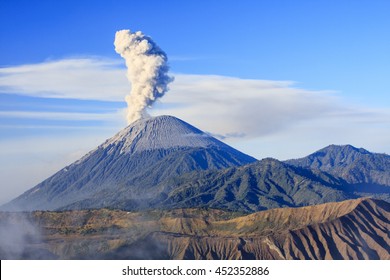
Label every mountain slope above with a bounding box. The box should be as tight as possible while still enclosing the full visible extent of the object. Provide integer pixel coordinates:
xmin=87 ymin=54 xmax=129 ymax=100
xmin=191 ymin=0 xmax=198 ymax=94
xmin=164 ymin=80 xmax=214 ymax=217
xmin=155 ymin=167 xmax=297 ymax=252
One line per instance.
xmin=1 ymin=198 xmax=388 ymax=259
xmin=144 ymin=198 xmax=389 ymax=260
xmin=149 ymin=158 xmax=354 ymax=212
xmin=55 ymin=157 xmax=357 ymax=212
xmin=286 ymin=144 xmax=390 ymax=185
xmin=1 ymin=116 xmax=256 ymax=211
xmin=285 ymin=145 xmax=390 ymax=202
xmin=47 ymin=156 xmax=390 ymax=213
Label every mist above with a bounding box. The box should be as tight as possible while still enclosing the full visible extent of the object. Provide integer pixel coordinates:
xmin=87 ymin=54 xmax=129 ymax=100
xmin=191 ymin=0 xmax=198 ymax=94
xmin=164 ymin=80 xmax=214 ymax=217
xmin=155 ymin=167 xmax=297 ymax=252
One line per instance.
xmin=0 ymin=212 xmax=54 ymax=259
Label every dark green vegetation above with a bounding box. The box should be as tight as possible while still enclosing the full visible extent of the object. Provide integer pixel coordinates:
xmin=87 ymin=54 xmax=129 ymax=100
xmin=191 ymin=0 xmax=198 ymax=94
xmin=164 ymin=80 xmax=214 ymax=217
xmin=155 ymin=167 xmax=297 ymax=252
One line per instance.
xmin=146 ymin=158 xmax=355 ymax=212
xmin=286 ymin=144 xmax=390 ymax=202
xmin=286 ymin=145 xmax=390 ymax=185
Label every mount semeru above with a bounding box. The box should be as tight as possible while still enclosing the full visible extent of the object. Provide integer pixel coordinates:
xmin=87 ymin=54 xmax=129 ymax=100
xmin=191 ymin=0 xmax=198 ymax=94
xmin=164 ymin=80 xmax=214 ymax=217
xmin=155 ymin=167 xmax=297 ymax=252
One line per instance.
xmin=1 ymin=115 xmax=256 ymax=211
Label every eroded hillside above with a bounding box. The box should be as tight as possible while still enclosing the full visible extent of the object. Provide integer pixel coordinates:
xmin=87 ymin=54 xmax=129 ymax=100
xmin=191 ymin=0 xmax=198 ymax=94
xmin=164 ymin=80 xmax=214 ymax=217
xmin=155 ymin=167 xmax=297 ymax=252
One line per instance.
xmin=0 ymin=198 xmax=388 ymax=259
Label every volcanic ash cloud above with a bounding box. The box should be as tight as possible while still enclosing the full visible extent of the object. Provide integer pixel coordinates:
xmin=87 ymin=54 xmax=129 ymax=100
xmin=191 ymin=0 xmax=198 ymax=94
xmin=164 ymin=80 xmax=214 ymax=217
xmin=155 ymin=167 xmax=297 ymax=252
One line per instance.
xmin=114 ymin=29 xmax=173 ymax=124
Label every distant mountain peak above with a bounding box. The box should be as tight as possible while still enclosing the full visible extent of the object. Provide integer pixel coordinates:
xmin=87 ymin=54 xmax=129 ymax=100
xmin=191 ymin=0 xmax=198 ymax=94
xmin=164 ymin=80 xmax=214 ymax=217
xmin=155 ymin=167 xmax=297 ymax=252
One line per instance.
xmin=318 ymin=144 xmax=370 ymax=155
xmin=286 ymin=144 xmax=390 ymax=186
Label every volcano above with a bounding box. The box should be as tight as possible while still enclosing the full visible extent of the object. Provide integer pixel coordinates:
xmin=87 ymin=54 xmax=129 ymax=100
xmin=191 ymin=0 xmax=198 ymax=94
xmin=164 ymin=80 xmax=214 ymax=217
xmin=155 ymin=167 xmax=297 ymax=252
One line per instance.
xmin=2 ymin=115 xmax=256 ymax=211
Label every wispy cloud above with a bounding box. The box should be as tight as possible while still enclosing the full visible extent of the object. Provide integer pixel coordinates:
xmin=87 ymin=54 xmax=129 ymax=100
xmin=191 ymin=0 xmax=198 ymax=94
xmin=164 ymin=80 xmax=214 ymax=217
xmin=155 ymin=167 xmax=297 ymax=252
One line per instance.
xmin=155 ymin=74 xmax=342 ymax=139
xmin=1 ymin=57 xmax=389 ymax=143
xmin=0 ymin=57 xmax=128 ymax=101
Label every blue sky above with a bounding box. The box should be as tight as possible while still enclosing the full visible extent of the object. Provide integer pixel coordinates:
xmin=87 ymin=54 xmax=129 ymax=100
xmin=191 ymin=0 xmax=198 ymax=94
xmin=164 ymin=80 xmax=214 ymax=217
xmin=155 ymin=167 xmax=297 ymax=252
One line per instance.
xmin=1 ymin=0 xmax=390 ymax=203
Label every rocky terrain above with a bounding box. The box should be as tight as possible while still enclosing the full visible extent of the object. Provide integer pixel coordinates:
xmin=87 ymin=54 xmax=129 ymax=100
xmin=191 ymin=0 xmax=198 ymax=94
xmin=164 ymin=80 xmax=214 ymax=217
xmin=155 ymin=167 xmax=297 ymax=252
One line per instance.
xmin=0 ymin=198 xmax=388 ymax=259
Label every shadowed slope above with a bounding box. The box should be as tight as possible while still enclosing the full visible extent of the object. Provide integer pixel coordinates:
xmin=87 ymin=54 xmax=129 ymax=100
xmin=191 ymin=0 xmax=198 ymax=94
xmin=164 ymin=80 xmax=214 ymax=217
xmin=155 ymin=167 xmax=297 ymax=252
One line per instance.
xmin=286 ymin=144 xmax=390 ymax=186
xmin=148 ymin=158 xmax=358 ymax=212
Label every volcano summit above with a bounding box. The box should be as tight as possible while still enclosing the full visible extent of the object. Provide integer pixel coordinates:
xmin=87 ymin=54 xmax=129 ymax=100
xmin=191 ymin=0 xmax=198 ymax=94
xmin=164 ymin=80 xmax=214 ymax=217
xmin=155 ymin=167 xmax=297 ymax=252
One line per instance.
xmin=2 ymin=115 xmax=256 ymax=211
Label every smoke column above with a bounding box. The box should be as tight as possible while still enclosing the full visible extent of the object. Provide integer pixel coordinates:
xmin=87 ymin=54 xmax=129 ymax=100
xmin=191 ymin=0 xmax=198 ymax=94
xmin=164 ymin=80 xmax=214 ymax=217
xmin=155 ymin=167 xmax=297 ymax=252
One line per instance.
xmin=114 ymin=29 xmax=173 ymax=124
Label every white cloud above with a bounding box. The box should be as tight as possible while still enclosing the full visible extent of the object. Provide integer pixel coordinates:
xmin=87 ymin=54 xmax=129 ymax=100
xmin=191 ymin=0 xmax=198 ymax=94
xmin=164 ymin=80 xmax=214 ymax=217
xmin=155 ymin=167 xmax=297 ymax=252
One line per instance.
xmin=0 ymin=57 xmax=128 ymax=101
xmin=154 ymin=74 xmax=342 ymax=139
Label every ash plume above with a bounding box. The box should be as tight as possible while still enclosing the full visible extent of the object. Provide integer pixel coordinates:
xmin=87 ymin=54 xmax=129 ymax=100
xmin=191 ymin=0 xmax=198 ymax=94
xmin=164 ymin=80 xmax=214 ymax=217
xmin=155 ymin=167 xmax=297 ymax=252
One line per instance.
xmin=114 ymin=29 xmax=173 ymax=124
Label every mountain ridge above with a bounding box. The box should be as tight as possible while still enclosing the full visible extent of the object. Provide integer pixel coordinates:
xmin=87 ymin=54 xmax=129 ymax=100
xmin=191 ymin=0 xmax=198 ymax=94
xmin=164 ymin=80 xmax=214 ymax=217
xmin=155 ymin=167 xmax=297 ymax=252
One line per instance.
xmin=286 ymin=144 xmax=390 ymax=186
xmin=56 ymin=154 xmax=390 ymax=213
xmin=1 ymin=115 xmax=256 ymax=211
